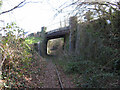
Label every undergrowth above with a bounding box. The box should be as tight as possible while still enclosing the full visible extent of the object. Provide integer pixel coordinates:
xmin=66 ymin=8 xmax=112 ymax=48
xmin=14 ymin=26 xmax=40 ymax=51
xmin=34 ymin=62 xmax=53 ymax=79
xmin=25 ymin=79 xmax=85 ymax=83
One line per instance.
xmin=55 ymin=53 xmax=119 ymax=88
xmin=25 ymin=36 xmax=42 ymax=44
xmin=53 ymin=11 xmax=120 ymax=87
xmin=0 ymin=23 xmax=42 ymax=88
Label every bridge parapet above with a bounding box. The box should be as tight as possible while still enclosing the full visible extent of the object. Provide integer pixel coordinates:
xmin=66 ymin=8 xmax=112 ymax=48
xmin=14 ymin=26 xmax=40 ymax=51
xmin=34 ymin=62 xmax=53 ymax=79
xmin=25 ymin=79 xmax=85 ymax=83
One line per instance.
xmin=46 ymin=26 xmax=69 ymax=35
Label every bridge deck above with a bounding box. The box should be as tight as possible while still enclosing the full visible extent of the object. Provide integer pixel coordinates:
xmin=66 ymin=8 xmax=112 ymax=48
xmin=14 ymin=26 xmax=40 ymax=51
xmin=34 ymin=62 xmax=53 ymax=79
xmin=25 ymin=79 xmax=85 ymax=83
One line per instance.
xmin=46 ymin=26 xmax=69 ymax=40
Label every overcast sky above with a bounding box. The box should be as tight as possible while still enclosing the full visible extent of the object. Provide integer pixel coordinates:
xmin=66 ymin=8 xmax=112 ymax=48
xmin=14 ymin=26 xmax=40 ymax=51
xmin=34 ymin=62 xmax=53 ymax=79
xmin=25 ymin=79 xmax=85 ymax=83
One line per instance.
xmin=0 ymin=0 xmax=71 ymax=35
xmin=0 ymin=0 xmax=119 ymax=35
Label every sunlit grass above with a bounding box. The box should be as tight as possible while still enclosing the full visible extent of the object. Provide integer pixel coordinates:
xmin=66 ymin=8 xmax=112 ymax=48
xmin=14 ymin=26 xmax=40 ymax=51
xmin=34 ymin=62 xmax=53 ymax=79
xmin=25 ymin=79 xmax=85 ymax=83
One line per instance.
xmin=25 ymin=37 xmax=42 ymax=44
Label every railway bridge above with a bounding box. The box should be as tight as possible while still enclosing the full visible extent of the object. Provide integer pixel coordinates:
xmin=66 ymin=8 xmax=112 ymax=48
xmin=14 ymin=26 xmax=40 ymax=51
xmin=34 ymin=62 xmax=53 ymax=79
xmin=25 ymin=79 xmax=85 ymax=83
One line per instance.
xmin=41 ymin=16 xmax=77 ymax=56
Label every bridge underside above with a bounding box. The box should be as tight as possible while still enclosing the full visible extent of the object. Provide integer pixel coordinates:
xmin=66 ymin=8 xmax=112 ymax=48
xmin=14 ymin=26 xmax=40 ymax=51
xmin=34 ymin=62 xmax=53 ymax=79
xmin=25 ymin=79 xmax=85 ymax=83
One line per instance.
xmin=46 ymin=32 xmax=68 ymax=40
xmin=40 ymin=16 xmax=78 ymax=56
xmin=42 ymin=29 xmax=69 ymax=55
xmin=46 ymin=27 xmax=69 ymax=40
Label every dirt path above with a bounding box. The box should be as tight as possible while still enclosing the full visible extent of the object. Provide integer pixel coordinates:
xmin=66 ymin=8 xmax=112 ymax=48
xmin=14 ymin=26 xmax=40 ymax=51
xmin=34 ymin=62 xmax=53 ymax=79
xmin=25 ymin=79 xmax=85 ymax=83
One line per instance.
xmin=56 ymin=65 xmax=75 ymax=88
xmin=39 ymin=61 xmax=60 ymax=88
xmin=26 ymin=58 xmax=75 ymax=88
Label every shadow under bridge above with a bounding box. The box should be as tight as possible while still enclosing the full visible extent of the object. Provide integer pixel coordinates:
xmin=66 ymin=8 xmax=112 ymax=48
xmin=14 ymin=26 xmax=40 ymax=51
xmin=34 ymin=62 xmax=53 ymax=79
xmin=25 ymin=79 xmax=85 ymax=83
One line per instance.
xmin=43 ymin=26 xmax=70 ymax=55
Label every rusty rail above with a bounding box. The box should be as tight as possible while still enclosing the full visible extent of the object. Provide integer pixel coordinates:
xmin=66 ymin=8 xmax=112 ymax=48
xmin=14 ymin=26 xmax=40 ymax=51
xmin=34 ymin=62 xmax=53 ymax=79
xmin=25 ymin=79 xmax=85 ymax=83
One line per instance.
xmin=54 ymin=64 xmax=64 ymax=90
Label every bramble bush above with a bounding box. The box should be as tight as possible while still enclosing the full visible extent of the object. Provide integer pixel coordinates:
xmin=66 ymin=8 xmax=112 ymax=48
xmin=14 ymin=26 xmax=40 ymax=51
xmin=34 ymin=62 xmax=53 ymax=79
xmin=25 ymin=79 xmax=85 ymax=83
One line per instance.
xmin=0 ymin=22 xmax=34 ymax=88
xmin=55 ymin=7 xmax=120 ymax=88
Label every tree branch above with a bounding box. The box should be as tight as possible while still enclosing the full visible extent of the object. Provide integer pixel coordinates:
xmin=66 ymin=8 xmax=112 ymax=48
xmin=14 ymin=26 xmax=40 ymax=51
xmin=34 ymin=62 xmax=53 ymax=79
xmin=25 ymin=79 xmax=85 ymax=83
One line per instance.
xmin=0 ymin=0 xmax=26 ymax=15
xmin=18 ymin=1 xmax=42 ymax=8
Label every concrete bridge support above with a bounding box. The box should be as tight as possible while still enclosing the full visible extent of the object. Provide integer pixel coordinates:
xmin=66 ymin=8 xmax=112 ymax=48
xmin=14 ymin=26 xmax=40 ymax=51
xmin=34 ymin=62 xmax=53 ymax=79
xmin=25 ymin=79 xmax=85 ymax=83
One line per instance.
xmin=69 ymin=16 xmax=78 ymax=52
xmin=42 ymin=38 xmax=48 ymax=56
xmin=40 ymin=16 xmax=78 ymax=56
xmin=40 ymin=27 xmax=48 ymax=56
xmin=42 ymin=36 xmax=69 ymax=56
xmin=63 ymin=34 xmax=69 ymax=50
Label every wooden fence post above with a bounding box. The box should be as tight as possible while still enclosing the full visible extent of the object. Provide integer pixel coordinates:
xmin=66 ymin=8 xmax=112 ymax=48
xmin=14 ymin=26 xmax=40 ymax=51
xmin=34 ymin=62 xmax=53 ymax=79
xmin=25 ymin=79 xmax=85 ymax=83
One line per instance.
xmin=69 ymin=16 xmax=78 ymax=52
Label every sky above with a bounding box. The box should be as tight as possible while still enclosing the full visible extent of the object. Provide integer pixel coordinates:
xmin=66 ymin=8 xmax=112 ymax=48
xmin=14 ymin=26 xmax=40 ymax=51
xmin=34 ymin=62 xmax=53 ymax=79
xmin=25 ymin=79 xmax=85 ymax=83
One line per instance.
xmin=0 ymin=0 xmax=71 ymax=35
xmin=0 ymin=0 xmax=119 ymax=36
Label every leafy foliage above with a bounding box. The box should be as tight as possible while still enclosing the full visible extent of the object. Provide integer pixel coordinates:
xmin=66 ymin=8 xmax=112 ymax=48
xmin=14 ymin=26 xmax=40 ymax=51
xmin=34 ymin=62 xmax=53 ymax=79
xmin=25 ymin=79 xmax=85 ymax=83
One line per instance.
xmin=54 ymin=3 xmax=120 ymax=87
xmin=55 ymin=54 xmax=119 ymax=88
xmin=0 ymin=23 xmax=34 ymax=88
xmin=25 ymin=36 xmax=42 ymax=44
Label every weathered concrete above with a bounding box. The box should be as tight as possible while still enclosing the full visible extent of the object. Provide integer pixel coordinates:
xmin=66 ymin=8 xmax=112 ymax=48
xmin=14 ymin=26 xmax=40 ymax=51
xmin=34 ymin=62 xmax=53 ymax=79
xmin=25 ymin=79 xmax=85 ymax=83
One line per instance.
xmin=69 ymin=16 xmax=77 ymax=52
xmin=41 ymin=26 xmax=70 ymax=56
xmin=40 ymin=16 xmax=79 ymax=56
xmin=46 ymin=26 xmax=69 ymax=40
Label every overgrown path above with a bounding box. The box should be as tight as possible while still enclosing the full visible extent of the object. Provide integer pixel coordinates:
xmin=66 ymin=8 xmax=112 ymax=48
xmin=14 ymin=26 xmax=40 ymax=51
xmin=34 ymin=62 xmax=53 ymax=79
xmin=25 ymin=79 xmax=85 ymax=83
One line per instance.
xmin=27 ymin=56 xmax=75 ymax=88
xmin=39 ymin=60 xmax=60 ymax=88
xmin=44 ymin=59 xmax=75 ymax=88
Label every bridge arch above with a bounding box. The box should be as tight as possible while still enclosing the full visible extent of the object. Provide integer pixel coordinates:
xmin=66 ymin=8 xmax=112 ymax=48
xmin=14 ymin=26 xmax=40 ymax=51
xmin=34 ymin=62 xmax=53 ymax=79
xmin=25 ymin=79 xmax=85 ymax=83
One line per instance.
xmin=43 ymin=26 xmax=70 ymax=55
xmin=41 ymin=16 xmax=77 ymax=56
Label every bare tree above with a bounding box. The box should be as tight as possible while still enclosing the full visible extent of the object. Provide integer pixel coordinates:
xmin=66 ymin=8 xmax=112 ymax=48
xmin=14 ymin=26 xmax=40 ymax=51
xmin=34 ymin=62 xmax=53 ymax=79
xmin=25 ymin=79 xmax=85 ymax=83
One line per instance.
xmin=55 ymin=0 xmax=120 ymax=21
xmin=0 ymin=0 xmax=42 ymax=15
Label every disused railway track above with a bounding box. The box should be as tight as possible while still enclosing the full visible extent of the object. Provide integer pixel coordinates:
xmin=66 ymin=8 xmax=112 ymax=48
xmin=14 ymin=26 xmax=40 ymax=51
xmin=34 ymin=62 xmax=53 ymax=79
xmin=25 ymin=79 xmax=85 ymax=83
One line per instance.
xmin=54 ymin=64 xmax=64 ymax=90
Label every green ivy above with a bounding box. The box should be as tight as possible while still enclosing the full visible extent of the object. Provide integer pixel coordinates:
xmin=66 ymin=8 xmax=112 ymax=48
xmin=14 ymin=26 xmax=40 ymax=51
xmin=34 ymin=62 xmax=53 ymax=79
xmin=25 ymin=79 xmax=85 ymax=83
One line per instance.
xmin=0 ymin=22 xmax=34 ymax=88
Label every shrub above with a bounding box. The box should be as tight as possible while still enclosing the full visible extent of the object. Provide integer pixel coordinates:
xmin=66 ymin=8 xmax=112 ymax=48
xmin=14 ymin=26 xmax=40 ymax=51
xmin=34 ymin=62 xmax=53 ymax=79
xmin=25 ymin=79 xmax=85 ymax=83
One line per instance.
xmin=58 ymin=54 xmax=119 ymax=88
xmin=0 ymin=23 xmax=34 ymax=88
